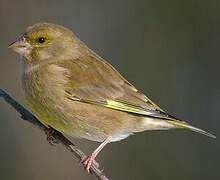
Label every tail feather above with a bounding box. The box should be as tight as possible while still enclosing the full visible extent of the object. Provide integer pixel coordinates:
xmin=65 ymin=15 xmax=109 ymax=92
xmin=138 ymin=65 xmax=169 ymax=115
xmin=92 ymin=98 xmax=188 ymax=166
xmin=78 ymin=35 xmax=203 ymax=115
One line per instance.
xmin=167 ymin=120 xmax=216 ymax=139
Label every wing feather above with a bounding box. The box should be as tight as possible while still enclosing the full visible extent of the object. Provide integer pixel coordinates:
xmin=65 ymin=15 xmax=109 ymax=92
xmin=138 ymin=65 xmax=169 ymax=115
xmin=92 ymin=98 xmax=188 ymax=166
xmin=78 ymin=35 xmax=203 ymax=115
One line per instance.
xmin=59 ymin=51 xmax=168 ymax=119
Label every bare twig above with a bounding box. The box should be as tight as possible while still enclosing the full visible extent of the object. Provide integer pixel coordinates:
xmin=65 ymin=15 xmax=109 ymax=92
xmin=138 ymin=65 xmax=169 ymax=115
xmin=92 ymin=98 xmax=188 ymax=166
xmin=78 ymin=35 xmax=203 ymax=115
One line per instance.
xmin=0 ymin=88 xmax=109 ymax=180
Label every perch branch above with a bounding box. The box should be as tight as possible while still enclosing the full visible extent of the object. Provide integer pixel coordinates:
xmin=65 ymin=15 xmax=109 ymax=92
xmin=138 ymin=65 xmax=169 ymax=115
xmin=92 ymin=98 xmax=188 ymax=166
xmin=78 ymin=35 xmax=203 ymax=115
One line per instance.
xmin=0 ymin=88 xmax=109 ymax=180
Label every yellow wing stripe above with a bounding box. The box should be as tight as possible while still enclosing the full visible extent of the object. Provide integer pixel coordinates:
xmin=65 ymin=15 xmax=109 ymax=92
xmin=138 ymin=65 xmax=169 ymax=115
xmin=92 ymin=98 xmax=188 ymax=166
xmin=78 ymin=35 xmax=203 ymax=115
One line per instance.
xmin=105 ymin=100 xmax=155 ymax=116
xmin=67 ymin=94 xmax=164 ymax=117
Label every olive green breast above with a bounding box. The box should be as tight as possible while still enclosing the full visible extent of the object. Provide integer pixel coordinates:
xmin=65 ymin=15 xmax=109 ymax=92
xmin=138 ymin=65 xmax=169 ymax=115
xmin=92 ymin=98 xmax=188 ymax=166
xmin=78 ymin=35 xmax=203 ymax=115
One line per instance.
xmin=22 ymin=64 xmax=79 ymax=134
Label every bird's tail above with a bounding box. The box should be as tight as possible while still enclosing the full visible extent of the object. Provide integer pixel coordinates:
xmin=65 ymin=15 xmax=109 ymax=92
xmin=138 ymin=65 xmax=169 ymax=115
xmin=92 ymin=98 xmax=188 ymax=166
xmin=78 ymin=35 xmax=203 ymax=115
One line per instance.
xmin=167 ymin=120 xmax=216 ymax=139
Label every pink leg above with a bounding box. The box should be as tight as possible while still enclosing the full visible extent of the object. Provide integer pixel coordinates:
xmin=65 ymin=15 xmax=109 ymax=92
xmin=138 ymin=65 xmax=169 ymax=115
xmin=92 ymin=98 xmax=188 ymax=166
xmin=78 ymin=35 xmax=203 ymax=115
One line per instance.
xmin=81 ymin=136 xmax=112 ymax=173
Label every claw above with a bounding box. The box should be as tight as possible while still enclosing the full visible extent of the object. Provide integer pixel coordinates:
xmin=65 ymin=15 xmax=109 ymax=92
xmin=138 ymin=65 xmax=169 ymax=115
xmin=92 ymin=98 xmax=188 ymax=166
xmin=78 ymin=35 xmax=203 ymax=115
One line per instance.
xmin=81 ymin=155 xmax=99 ymax=173
xmin=80 ymin=137 xmax=111 ymax=173
xmin=44 ymin=127 xmax=59 ymax=145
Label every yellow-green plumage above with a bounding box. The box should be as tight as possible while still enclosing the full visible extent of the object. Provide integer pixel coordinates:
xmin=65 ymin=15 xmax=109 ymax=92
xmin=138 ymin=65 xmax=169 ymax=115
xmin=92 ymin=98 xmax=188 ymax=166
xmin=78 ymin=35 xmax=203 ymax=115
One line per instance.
xmin=9 ymin=23 xmax=215 ymax=142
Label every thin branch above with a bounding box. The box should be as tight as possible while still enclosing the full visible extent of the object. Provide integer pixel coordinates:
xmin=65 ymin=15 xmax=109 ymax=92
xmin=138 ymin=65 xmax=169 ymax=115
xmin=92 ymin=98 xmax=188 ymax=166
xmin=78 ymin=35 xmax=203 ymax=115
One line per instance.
xmin=0 ymin=88 xmax=109 ymax=180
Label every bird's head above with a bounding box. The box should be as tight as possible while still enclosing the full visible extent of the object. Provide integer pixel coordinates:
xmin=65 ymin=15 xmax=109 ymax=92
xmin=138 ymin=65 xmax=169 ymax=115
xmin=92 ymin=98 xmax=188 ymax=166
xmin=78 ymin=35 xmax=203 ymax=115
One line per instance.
xmin=9 ymin=23 xmax=82 ymax=64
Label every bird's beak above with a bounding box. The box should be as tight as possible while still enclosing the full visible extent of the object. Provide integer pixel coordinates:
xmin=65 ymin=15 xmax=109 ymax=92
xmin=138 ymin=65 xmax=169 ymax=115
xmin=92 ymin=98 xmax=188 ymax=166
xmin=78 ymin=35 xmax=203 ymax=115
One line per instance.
xmin=8 ymin=35 xmax=32 ymax=56
xmin=8 ymin=35 xmax=25 ymax=49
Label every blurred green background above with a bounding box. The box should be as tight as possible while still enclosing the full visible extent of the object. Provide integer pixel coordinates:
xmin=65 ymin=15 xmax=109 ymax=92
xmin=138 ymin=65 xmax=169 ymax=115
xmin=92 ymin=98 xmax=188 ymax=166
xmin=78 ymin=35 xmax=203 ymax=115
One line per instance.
xmin=0 ymin=0 xmax=219 ymax=180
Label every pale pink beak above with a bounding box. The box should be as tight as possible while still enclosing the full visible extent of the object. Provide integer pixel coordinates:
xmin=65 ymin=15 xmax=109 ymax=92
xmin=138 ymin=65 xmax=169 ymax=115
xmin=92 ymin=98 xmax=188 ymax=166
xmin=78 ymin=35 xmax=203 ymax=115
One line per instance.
xmin=8 ymin=35 xmax=32 ymax=56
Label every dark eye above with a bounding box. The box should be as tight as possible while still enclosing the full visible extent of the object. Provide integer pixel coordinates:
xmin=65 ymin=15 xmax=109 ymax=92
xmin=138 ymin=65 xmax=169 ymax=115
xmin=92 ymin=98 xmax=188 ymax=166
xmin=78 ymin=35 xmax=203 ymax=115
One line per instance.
xmin=37 ymin=37 xmax=46 ymax=43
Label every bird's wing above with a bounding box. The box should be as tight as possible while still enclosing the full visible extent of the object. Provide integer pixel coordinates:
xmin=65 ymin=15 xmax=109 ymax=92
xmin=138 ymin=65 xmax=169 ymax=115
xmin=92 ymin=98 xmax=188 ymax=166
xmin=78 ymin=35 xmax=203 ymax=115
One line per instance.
xmin=59 ymin=52 xmax=173 ymax=120
xmin=54 ymin=52 xmax=215 ymax=138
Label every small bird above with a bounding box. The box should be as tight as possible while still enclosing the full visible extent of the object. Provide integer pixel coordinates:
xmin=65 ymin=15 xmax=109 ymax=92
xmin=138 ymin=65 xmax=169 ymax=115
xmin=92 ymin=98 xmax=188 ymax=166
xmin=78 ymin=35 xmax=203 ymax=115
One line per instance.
xmin=9 ymin=23 xmax=215 ymax=172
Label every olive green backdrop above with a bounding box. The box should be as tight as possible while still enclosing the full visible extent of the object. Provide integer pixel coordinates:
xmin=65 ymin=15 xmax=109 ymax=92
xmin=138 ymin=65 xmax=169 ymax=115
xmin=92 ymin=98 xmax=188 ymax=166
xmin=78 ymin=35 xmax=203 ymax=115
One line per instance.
xmin=0 ymin=0 xmax=219 ymax=180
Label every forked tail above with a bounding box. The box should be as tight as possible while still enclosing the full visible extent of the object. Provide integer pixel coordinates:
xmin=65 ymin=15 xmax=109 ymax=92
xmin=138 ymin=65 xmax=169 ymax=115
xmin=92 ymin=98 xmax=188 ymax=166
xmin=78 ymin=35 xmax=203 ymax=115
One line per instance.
xmin=167 ymin=120 xmax=216 ymax=139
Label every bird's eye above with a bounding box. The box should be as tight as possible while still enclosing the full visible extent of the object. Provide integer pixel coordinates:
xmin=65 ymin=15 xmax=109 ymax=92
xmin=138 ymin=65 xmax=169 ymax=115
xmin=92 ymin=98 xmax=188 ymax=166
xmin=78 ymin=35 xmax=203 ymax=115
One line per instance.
xmin=37 ymin=37 xmax=46 ymax=43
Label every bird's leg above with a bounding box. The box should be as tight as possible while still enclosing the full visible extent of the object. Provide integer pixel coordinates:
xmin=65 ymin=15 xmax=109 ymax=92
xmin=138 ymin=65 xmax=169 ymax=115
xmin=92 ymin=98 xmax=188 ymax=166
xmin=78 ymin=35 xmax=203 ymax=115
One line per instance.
xmin=81 ymin=136 xmax=112 ymax=173
xmin=44 ymin=126 xmax=59 ymax=145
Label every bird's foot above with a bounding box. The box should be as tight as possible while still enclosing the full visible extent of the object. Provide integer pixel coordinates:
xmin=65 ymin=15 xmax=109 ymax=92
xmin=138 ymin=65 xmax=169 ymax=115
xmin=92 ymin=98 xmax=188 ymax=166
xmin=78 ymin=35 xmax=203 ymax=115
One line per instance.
xmin=44 ymin=127 xmax=59 ymax=145
xmin=81 ymin=154 xmax=100 ymax=173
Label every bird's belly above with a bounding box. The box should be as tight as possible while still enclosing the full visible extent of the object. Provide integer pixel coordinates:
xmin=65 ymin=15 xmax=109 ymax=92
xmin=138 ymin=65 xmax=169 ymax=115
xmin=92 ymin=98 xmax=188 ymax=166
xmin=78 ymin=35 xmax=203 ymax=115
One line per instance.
xmin=22 ymin=69 xmax=173 ymax=143
xmin=24 ymin=87 xmax=139 ymax=142
xmin=24 ymin=91 xmax=77 ymax=135
xmin=24 ymin=85 xmax=174 ymax=143
xmin=26 ymin=99 xmax=134 ymax=141
xmin=24 ymin=88 xmax=174 ymax=142
xmin=56 ymin=99 xmax=141 ymax=142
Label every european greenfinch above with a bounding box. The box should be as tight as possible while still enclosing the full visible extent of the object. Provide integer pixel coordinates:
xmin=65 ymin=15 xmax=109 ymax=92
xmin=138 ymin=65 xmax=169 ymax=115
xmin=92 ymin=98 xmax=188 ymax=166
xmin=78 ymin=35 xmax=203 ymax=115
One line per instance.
xmin=9 ymin=23 xmax=215 ymax=172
